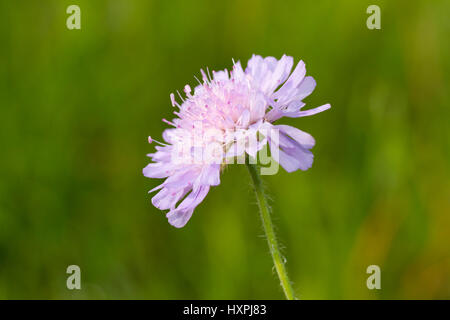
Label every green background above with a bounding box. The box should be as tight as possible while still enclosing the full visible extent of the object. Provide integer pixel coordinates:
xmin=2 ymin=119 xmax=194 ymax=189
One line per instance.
xmin=0 ymin=0 xmax=449 ymax=299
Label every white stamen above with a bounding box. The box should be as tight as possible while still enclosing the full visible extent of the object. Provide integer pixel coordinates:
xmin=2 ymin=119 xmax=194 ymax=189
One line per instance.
xmin=148 ymin=136 xmax=168 ymax=146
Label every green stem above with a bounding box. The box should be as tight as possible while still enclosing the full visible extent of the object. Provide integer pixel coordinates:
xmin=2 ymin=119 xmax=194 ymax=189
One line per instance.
xmin=246 ymin=162 xmax=296 ymax=300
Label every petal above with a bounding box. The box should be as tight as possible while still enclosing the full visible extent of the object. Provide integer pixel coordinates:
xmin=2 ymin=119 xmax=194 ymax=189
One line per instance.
xmin=295 ymin=76 xmax=316 ymax=100
xmin=249 ymin=92 xmax=267 ymax=122
xmin=166 ymin=185 xmax=210 ymax=228
xmin=163 ymin=167 xmax=199 ymax=189
xmin=213 ymin=69 xmax=229 ymax=82
xmin=281 ymin=146 xmax=314 ymax=172
xmin=272 ymin=60 xmax=306 ymax=103
xmin=246 ymin=55 xmax=264 ymax=86
xmin=268 ymin=127 xmax=315 ymax=172
xmin=263 ymin=56 xmax=278 ymax=70
xmin=237 ymin=109 xmax=250 ymax=128
xmin=275 ymin=124 xmax=315 ymax=149
xmin=147 ymin=148 xmax=172 ymax=162
xmin=246 ymin=55 xmax=294 ymax=96
xmin=261 ymin=55 xmax=293 ymax=95
xmin=289 ymin=103 xmax=331 ymax=118
xmin=166 ymin=208 xmax=194 ymax=228
xmin=162 ymin=128 xmax=184 ymax=144
xmin=231 ymin=61 xmax=246 ymax=81
xmin=194 ymin=164 xmax=220 ymax=189
xmin=269 ymin=139 xmax=314 ymax=172
xmin=143 ymin=163 xmax=172 ymax=178
xmin=152 ymin=187 xmax=188 ymax=210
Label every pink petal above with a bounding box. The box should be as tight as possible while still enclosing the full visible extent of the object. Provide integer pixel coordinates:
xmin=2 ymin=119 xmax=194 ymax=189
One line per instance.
xmin=275 ymin=124 xmax=315 ymax=149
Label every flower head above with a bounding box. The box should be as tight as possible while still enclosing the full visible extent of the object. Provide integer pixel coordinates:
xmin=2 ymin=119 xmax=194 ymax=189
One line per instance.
xmin=143 ymin=54 xmax=330 ymax=227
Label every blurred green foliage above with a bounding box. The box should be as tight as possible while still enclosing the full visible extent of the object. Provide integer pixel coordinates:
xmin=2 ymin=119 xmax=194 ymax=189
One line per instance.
xmin=0 ymin=0 xmax=449 ymax=299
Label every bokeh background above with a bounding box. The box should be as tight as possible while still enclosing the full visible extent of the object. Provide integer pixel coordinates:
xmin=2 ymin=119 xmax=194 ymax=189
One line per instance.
xmin=0 ymin=0 xmax=449 ymax=299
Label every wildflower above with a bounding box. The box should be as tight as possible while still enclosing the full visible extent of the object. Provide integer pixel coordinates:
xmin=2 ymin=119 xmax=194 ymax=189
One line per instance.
xmin=143 ymin=54 xmax=330 ymax=227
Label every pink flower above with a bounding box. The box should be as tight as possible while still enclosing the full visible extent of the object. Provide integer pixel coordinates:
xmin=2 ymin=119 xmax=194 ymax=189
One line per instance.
xmin=143 ymin=54 xmax=330 ymax=227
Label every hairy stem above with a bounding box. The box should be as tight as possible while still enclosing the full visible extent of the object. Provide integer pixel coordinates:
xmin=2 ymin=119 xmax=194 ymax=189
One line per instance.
xmin=246 ymin=162 xmax=296 ymax=300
